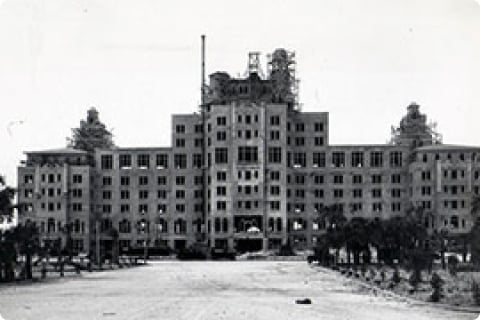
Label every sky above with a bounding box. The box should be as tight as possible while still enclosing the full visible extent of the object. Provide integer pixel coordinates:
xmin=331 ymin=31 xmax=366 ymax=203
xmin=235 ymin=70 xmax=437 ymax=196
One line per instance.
xmin=0 ymin=0 xmax=479 ymax=186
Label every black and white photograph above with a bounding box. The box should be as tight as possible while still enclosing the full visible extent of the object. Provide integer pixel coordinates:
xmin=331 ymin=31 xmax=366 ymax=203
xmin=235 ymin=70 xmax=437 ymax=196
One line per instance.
xmin=1 ymin=0 xmax=480 ymax=319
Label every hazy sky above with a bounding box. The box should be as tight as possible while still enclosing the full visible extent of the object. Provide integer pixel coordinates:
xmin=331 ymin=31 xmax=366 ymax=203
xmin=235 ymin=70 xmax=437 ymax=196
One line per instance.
xmin=1 ymin=0 xmax=479 ymax=185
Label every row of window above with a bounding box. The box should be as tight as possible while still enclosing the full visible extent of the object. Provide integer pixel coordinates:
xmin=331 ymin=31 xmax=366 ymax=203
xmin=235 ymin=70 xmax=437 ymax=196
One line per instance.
xmin=104 ymin=154 xmax=190 ymax=170
xmin=25 ymin=174 xmax=84 ymax=184
xmin=287 ymin=174 xmax=402 ymax=185
xmin=286 ymin=188 xmax=403 ymax=199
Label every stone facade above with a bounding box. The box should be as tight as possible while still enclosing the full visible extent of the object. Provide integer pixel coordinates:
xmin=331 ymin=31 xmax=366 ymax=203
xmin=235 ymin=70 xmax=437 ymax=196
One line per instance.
xmin=17 ymin=49 xmax=480 ymax=255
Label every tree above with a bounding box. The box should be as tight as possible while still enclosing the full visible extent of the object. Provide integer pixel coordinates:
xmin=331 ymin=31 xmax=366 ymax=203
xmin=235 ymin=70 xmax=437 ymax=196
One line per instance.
xmin=316 ymin=204 xmax=346 ymax=263
xmin=14 ymin=222 xmax=39 ymax=280
xmin=0 ymin=176 xmax=17 ymax=281
xmin=68 ymin=108 xmax=115 ymax=153
xmin=470 ymin=195 xmax=480 ymax=264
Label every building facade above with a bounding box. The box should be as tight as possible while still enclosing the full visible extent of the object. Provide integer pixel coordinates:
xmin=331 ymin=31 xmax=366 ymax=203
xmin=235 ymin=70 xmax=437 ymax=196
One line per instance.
xmin=17 ymin=48 xmax=480 ymax=255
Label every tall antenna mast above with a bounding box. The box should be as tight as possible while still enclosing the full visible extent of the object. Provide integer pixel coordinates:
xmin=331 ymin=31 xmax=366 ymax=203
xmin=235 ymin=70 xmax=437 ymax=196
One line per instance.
xmin=201 ymin=34 xmax=206 ymax=108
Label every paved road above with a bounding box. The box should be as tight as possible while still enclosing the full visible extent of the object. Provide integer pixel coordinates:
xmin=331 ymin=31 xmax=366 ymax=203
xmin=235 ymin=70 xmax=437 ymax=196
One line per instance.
xmin=0 ymin=261 xmax=478 ymax=320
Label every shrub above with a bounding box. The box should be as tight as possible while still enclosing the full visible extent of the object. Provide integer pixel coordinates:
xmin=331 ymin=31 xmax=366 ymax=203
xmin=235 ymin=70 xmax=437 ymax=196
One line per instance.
xmin=279 ymin=243 xmax=295 ymax=256
xmin=409 ymin=270 xmax=421 ymax=291
xmin=380 ymin=270 xmax=386 ymax=282
xmin=391 ymin=268 xmax=401 ymax=285
xmin=430 ymin=272 xmax=444 ymax=302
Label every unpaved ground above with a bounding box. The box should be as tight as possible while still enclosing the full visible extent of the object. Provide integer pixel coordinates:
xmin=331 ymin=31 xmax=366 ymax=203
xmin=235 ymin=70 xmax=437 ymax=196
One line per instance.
xmin=0 ymin=261 xmax=478 ymax=320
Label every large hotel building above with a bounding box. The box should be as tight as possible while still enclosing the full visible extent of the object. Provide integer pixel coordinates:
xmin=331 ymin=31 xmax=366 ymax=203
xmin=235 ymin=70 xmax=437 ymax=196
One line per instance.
xmin=17 ymin=47 xmax=480 ymax=255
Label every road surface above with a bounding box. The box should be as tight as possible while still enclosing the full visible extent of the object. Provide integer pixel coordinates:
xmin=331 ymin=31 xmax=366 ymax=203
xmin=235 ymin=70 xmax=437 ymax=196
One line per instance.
xmin=0 ymin=261 xmax=478 ymax=320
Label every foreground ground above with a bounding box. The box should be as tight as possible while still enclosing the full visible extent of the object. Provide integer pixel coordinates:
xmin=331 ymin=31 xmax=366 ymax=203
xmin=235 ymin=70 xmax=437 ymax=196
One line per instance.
xmin=0 ymin=261 xmax=478 ymax=320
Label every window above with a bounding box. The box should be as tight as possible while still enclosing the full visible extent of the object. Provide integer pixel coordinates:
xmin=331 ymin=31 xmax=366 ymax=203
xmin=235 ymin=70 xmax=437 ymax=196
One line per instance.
xmin=174 ymin=154 xmax=187 ymax=169
xmin=72 ymin=203 xmax=83 ymax=212
xmin=270 ymin=201 xmax=280 ymax=211
xmin=103 ymin=205 xmax=111 ymax=213
xmin=351 ymin=152 xmax=364 ymax=167
xmin=176 ymin=139 xmax=185 ymax=148
xmin=372 ymin=189 xmax=382 ymax=198
xmin=421 ymin=171 xmax=431 ymax=181
xmin=353 ymin=175 xmax=362 ymax=184
xmin=391 ymin=174 xmax=401 ymax=184
xmin=176 ymin=176 xmax=185 ymax=185
xmin=216 ymin=186 xmax=227 ymax=196
xmin=314 ymin=175 xmax=324 ymax=184
xmin=120 ymin=190 xmax=130 ymax=200
xmin=156 ymin=154 xmax=169 ymax=168
xmin=175 ymin=204 xmax=185 ymax=213
xmin=292 ymin=152 xmax=306 ymax=167
xmin=72 ymin=174 xmax=83 ymax=184
xmin=314 ymin=122 xmax=324 ymax=132
xmin=421 ymin=186 xmax=431 ymax=196
xmin=120 ymin=176 xmax=130 ymax=186
xmin=390 ymin=151 xmax=403 ymax=167
xmin=245 ymin=115 xmax=251 ymax=124
xmin=312 ymin=152 xmax=326 ymax=167
xmin=215 ymin=148 xmax=229 ymax=164
xmin=392 ymin=203 xmax=401 ymax=212
xmin=391 ymin=189 xmax=402 ymax=198
xmin=371 ymin=174 xmax=382 ymax=184
xmin=333 ymin=175 xmax=343 ymax=184
xmin=270 ymin=130 xmax=280 ymax=140
xmin=314 ymin=189 xmax=324 ymax=198
xmin=119 ymin=154 xmax=132 ymax=168
xmin=216 ymin=201 xmax=227 ymax=210
xmin=332 ymin=152 xmax=345 ymax=168
xmin=137 ymin=154 xmax=150 ymax=169
xmin=295 ymin=137 xmax=305 ymax=146
xmin=270 ymin=115 xmax=280 ymax=126
xmin=296 ymin=123 xmax=305 ymax=132
xmin=176 ymin=124 xmax=185 ymax=133
xmin=176 ymin=190 xmax=185 ymax=199
xmin=333 ymin=189 xmax=343 ymax=198
xmin=372 ymin=203 xmax=383 ymax=212
xmin=193 ymin=154 xmax=203 ymax=168
xmin=194 ymin=124 xmax=203 ymax=133
xmin=138 ymin=204 xmax=148 ymax=214
xmin=139 ymin=176 xmax=149 ymax=186
xmin=268 ymin=147 xmax=282 ymax=163
xmin=101 ymin=155 xmax=113 ymax=169
xmin=102 ymin=176 xmax=112 ymax=186
xmin=72 ymin=189 xmax=82 ymax=198
xmin=194 ymin=138 xmax=203 ymax=148
xmin=238 ymin=146 xmax=258 ymax=164
xmin=217 ymin=131 xmax=227 ymax=141
xmin=217 ymin=171 xmax=227 ymax=181
xmin=314 ymin=137 xmax=324 ymax=146
xmin=217 ymin=116 xmax=227 ymax=126
xmin=139 ymin=190 xmax=149 ymax=199
xmin=370 ymin=152 xmax=383 ymax=167
xmin=157 ymin=190 xmax=167 ymax=199
xmin=353 ymin=189 xmax=362 ymax=198
xmin=270 ymin=185 xmax=280 ymax=195
xmin=102 ymin=191 xmax=112 ymax=200
xmin=270 ymin=171 xmax=280 ymax=181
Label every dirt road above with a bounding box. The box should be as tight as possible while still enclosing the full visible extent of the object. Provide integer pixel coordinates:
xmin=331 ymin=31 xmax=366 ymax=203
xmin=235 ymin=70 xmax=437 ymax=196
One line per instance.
xmin=0 ymin=261 xmax=477 ymax=320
